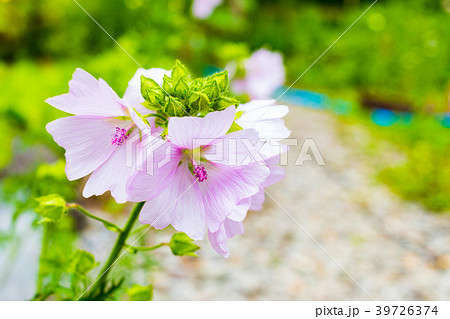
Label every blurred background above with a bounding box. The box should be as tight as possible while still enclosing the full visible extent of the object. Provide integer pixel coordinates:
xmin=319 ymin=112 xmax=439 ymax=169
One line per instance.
xmin=0 ymin=0 xmax=449 ymax=300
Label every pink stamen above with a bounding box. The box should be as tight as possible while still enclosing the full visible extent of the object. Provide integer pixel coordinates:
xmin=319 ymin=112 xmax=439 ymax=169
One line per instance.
xmin=111 ymin=127 xmax=128 ymax=145
xmin=193 ymin=165 xmax=208 ymax=182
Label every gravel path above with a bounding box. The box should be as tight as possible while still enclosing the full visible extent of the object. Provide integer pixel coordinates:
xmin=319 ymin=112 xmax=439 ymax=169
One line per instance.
xmin=145 ymin=106 xmax=450 ymax=300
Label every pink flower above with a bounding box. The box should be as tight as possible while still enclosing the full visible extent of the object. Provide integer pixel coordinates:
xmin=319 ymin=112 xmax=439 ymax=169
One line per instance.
xmin=207 ymin=218 xmax=244 ymax=258
xmin=192 ymin=0 xmax=223 ymax=19
xmin=207 ymin=100 xmax=290 ymax=257
xmin=231 ymin=49 xmax=285 ymax=99
xmin=127 ymin=106 xmax=270 ymax=245
xmin=46 ymin=68 xmax=162 ymax=203
xmin=207 ymin=153 xmax=286 ymax=257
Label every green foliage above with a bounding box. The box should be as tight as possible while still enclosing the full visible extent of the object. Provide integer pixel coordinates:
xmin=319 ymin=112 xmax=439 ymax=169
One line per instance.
xmin=79 ymin=278 xmax=125 ymax=301
xmin=374 ymin=117 xmax=450 ymax=212
xmin=33 ymin=219 xmax=79 ymax=300
xmin=69 ymin=250 xmax=98 ymax=277
xmin=169 ymin=232 xmax=200 ymax=257
xmin=0 ymin=159 xmax=76 ymax=227
xmin=35 ymin=194 xmax=68 ymax=223
xmin=141 ymin=60 xmax=239 ymax=128
xmin=126 ymin=284 xmax=153 ymax=301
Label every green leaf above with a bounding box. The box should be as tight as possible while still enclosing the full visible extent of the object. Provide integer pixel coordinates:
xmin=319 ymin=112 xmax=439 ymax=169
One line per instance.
xmin=169 ymin=232 xmax=200 ymax=257
xmin=69 ymin=249 xmax=98 ymax=277
xmin=165 ymin=96 xmax=186 ymax=117
xmin=35 ymin=194 xmax=68 ymax=223
xmin=171 ymin=60 xmax=189 ymax=81
xmin=208 ymin=70 xmax=229 ymax=92
xmin=127 ymin=284 xmax=153 ymax=301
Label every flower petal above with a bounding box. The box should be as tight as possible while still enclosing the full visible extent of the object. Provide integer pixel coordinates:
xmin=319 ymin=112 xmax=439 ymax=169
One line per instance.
xmin=237 ymin=100 xmax=288 ymax=119
xmin=249 ymin=156 xmax=285 ymax=211
xmin=236 ymin=100 xmax=290 ymax=139
xmin=138 ymin=163 xmax=206 ymax=240
xmin=46 ymin=116 xmax=122 ymax=180
xmin=227 ymin=197 xmax=251 ymax=222
xmin=127 ymin=142 xmax=182 ymax=202
xmin=46 ymin=68 xmax=126 ymax=117
xmin=203 ymin=128 xmax=264 ymax=166
xmin=82 ymin=130 xmax=148 ymax=203
xmin=207 ymin=218 xmax=244 ymax=258
xmin=168 ymin=106 xmax=236 ymax=149
xmin=199 ymin=161 xmax=269 ymax=232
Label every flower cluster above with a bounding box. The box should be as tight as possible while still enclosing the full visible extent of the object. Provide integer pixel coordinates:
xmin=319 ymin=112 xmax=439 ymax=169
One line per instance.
xmin=46 ymin=61 xmax=290 ymax=257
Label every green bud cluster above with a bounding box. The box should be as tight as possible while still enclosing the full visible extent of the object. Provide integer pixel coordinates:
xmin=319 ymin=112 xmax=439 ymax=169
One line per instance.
xmin=140 ymin=60 xmax=240 ymax=128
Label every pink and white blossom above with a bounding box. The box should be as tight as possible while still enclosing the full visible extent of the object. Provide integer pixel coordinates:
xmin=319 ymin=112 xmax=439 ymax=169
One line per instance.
xmin=231 ymin=49 xmax=285 ymax=99
xmin=192 ymin=0 xmax=223 ymax=19
xmin=46 ymin=68 xmax=160 ymax=203
xmin=206 ymin=100 xmax=290 ymax=256
xmin=127 ymin=106 xmax=270 ymax=245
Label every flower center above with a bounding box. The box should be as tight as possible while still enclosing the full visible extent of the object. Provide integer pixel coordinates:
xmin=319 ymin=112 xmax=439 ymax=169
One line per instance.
xmin=193 ymin=165 xmax=208 ymax=182
xmin=111 ymin=127 xmax=129 ymax=146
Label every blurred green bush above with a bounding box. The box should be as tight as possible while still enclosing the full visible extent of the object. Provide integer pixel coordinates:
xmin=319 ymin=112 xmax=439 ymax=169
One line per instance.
xmin=0 ymin=0 xmax=449 ymax=212
xmin=376 ymin=117 xmax=450 ymax=212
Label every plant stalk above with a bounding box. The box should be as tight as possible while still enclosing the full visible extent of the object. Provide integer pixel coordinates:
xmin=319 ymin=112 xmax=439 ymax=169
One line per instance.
xmin=90 ymin=202 xmax=145 ymax=295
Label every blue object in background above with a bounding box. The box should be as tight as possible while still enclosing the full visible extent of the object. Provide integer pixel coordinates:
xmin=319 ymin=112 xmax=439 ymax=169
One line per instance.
xmin=441 ymin=113 xmax=450 ymax=128
xmin=203 ymin=65 xmax=222 ymax=76
xmin=275 ymin=86 xmax=328 ymax=110
xmin=371 ymin=108 xmax=398 ymax=127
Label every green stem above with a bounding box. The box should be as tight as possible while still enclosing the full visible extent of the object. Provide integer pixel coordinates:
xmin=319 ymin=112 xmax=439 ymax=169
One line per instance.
xmin=68 ymin=204 xmax=122 ymax=234
xmin=144 ymin=113 xmax=167 ymax=122
xmin=36 ymin=223 xmax=50 ymax=293
xmin=90 ymin=202 xmax=145 ymax=295
xmin=124 ymin=242 xmax=168 ymax=252
xmin=130 ymin=224 xmax=149 ymax=236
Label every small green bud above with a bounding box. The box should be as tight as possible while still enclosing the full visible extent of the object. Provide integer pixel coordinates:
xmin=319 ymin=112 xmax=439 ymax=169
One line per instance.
xmin=171 ymin=60 xmax=190 ymax=81
xmin=162 ymin=75 xmax=176 ymax=94
xmin=127 ymin=284 xmax=153 ymax=301
xmin=165 ymin=96 xmax=186 ymax=117
xmin=173 ymin=76 xmax=190 ymax=98
xmin=208 ymin=71 xmax=229 ymax=92
xmin=169 ymin=232 xmax=200 ymax=257
xmin=141 ymin=76 xmax=164 ymax=106
xmin=216 ymin=96 xmax=240 ymax=110
xmin=203 ymin=80 xmax=220 ymax=101
xmin=69 ymin=249 xmax=98 ymax=277
xmin=35 ymin=194 xmax=68 ymax=223
xmin=189 ymin=91 xmax=211 ymax=113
